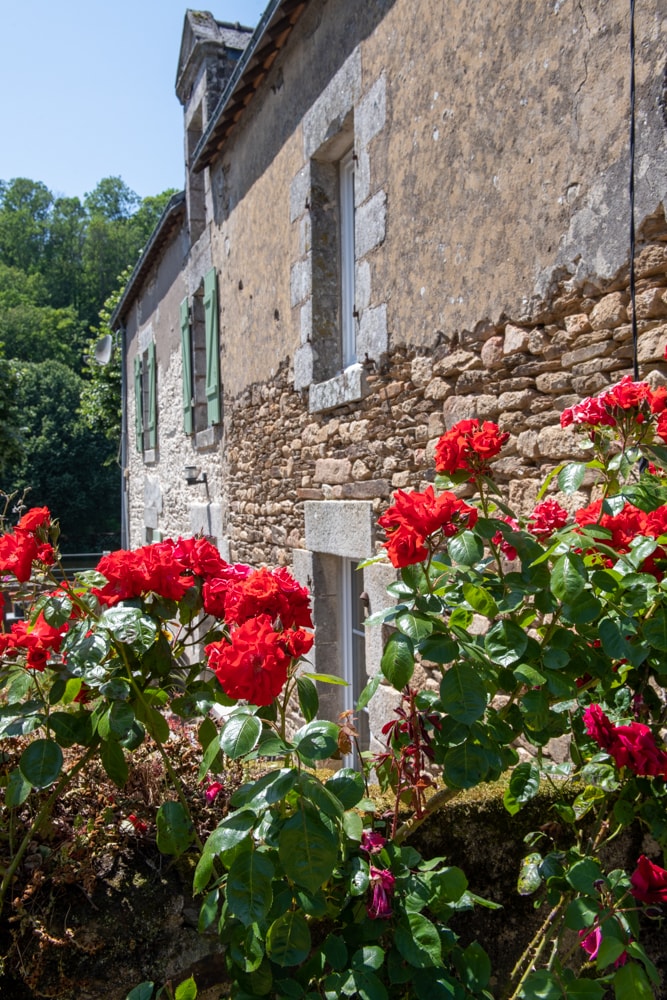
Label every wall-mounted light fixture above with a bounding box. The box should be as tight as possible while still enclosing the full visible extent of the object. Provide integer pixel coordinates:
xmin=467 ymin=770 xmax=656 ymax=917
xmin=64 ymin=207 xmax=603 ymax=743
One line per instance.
xmin=184 ymin=465 xmax=208 ymax=486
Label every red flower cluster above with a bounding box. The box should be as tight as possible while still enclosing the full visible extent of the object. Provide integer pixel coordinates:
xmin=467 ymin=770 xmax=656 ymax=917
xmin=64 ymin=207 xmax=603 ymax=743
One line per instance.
xmin=435 ymin=419 xmax=509 ymax=477
xmin=0 ymin=507 xmax=54 ymax=583
xmin=526 ymin=500 xmax=569 ymax=540
xmin=561 ymin=375 xmax=667 ymax=430
xmin=575 ymin=499 xmax=667 ymax=576
xmin=0 ymin=612 xmax=68 ymax=671
xmin=222 ymin=566 xmax=313 ymax=629
xmin=94 ymin=542 xmax=196 ymax=606
xmin=630 ymin=855 xmax=667 ymax=904
xmin=379 ymin=486 xmax=478 ymax=568
xmin=205 ymin=614 xmax=312 ymax=706
xmin=584 ymin=704 xmax=667 ymax=779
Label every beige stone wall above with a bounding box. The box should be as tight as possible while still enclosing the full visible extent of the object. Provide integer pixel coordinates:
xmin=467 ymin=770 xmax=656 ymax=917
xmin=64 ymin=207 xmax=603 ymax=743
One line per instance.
xmin=225 ymin=214 xmax=667 ymax=567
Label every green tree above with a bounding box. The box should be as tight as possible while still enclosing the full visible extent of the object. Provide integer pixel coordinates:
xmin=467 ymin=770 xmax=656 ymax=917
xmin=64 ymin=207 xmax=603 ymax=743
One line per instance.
xmin=2 ymin=361 xmax=120 ymax=551
xmin=0 ymin=179 xmax=52 ymax=274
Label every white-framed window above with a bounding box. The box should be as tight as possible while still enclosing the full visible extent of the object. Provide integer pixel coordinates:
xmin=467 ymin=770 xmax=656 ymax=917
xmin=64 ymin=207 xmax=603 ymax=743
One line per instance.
xmin=339 ymin=147 xmax=356 ymax=370
xmin=340 ymin=557 xmax=369 ymax=765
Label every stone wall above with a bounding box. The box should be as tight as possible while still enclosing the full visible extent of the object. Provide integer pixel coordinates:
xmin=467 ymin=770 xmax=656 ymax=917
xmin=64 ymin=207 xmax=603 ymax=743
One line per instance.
xmin=224 ymin=211 xmax=667 ymax=568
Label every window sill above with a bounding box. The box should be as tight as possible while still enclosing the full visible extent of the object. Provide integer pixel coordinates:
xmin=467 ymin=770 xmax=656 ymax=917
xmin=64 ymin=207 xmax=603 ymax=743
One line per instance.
xmin=308 ymin=363 xmax=367 ymax=414
xmin=195 ymin=426 xmax=219 ymax=450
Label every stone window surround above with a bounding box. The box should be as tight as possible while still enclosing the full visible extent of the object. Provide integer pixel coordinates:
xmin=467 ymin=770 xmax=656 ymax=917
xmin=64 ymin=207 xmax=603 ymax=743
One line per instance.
xmin=291 ymin=50 xmax=388 ymax=413
xmin=293 ymin=500 xmax=395 ymax=750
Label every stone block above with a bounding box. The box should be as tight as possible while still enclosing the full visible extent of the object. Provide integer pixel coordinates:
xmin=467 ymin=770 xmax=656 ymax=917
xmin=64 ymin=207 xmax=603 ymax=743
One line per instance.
xmin=516 ymin=430 xmax=540 ymax=459
xmin=498 ymin=389 xmax=536 ymax=411
xmin=314 ymin=458 xmax=352 ymax=484
xmin=538 ymin=425 xmax=584 ymax=460
xmin=304 ymin=499 xmax=375 ymax=558
xmin=564 ymin=313 xmax=592 ymax=335
xmin=637 ymin=324 xmax=667 ymax=363
xmin=357 ymin=303 xmax=388 ymax=359
xmin=356 ymin=189 xmax=387 ymax=259
xmin=289 ymin=164 xmax=311 ymax=222
xmin=633 ymin=288 xmax=667 ymax=321
xmin=443 ymin=394 xmax=478 ymax=424
xmin=535 ymin=371 xmax=572 ymax=393
xmin=589 ymin=292 xmax=628 ymax=330
xmin=476 ymin=394 xmax=501 ymax=418
xmin=290 ymin=256 xmax=311 ymax=307
xmin=411 ymin=355 xmax=433 ymax=386
xmin=434 ymin=350 xmax=478 ymax=378
xmin=424 ymin=377 xmax=451 ymax=399
xmin=481 ymin=335 xmax=505 ymax=368
xmin=340 ymin=479 xmax=391 ymax=499
xmin=503 ymin=324 xmax=530 ymax=354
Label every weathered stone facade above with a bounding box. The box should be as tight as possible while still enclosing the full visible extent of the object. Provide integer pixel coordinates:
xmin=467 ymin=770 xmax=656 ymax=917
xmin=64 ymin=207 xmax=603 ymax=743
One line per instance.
xmin=113 ymin=0 xmax=667 ymax=750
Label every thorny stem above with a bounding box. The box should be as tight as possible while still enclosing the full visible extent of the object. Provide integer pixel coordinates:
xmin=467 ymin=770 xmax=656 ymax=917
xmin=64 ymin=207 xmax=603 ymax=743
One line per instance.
xmin=118 ymin=643 xmax=205 ymax=853
xmin=504 ymin=896 xmax=568 ymax=1000
xmin=0 ymin=744 xmax=97 ymax=917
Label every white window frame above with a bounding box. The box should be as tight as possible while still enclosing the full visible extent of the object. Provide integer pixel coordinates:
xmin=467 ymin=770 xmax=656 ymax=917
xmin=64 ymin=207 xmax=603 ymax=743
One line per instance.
xmin=339 ymin=147 xmax=356 ymax=370
xmin=340 ymin=556 xmax=368 ymax=767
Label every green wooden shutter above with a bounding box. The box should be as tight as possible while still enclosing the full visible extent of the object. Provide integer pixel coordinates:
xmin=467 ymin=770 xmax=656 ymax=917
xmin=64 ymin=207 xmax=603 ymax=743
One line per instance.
xmin=203 ymin=267 xmax=221 ymax=425
xmin=180 ymin=297 xmax=193 ymax=434
xmin=147 ymin=341 xmax=157 ymax=449
xmin=134 ymin=354 xmax=143 ymax=452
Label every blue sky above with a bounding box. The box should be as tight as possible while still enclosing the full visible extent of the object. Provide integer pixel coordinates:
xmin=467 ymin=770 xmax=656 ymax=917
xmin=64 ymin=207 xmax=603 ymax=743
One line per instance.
xmin=0 ymin=0 xmax=268 ymax=202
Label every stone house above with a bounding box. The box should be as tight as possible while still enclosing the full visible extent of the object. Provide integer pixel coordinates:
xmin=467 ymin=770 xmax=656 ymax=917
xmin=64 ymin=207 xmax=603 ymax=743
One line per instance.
xmin=112 ymin=0 xmax=667 ymax=749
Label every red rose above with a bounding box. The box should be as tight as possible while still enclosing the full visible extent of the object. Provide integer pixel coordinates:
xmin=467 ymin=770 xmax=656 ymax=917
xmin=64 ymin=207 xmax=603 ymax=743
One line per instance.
xmin=435 ymin=419 xmax=508 ymax=477
xmin=206 ymin=614 xmax=292 ymax=705
xmin=584 ymin=704 xmax=667 ymax=779
xmin=223 ymin=567 xmax=312 ymax=629
xmin=527 ymin=500 xmax=569 ymax=540
xmin=379 ymin=487 xmax=478 ymax=568
xmin=631 ymin=855 xmax=667 ymax=904
xmin=172 ymin=536 xmax=229 ymax=579
xmin=17 ymin=507 xmax=51 ymax=532
xmin=561 ymin=395 xmax=616 ymax=429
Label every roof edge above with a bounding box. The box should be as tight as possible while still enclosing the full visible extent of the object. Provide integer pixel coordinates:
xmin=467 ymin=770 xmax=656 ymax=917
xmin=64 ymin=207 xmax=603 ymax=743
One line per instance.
xmin=192 ymin=0 xmax=306 ymax=172
xmin=110 ymin=191 xmax=186 ymax=328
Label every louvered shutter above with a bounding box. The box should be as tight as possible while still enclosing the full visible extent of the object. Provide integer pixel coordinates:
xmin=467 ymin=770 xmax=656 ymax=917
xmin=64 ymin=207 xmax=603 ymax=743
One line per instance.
xmin=180 ymin=298 xmax=193 ymax=434
xmin=134 ymin=354 xmax=143 ymax=452
xmin=146 ymin=341 xmax=157 ymax=449
xmin=203 ymin=267 xmax=221 ymax=425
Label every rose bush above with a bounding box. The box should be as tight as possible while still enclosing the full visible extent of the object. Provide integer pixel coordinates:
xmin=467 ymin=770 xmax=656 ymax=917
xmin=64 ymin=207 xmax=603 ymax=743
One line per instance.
xmin=1 ymin=367 xmax=667 ymax=1000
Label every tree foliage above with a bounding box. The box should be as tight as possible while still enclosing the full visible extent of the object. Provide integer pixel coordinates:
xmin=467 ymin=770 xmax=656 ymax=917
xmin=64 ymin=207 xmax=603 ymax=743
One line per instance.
xmin=0 ymin=176 xmax=178 ymax=550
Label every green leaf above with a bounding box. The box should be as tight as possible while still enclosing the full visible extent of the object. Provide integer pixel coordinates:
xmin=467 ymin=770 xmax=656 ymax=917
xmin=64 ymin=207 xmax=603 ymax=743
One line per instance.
xmin=266 ymin=911 xmax=312 ymax=967
xmin=439 ymin=664 xmax=487 ymax=724
xmin=462 ymin=582 xmax=499 ymax=617
xmin=226 ymin=849 xmax=274 ymax=925
xmin=19 ymin=739 xmax=63 ymax=789
xmin=380 ymin=632 xmax=414 ymax=690
xmin=443 ymin=742 xmax=490 ymax=789
xmin=485 ymin=620 xmax=528 ymax=666
xmin=566 ymin=858 xmax=604 ymax=894
xmin=455 ymin=941 xmax=491 ymax=991
xmin=325 ymin=768 xmax=365 ymax=810
xmin=642 ymin=609 xmax=667 ymax=651
xmin=517 ymin=853 xmax=543 ymax=895
xmin=513 ymin=663 xmax=547 ymax=686
xmin=126 ymin=984 xmax=155 ymax=1000
xmin=49 ymin=710 xmax=91 ymax=748
xmin=174 ymin=977 xmax=197 ymax=1000
xmin=395 ymin=912 xmax=442 ymax=968
xmin=558 ymin=462 xmax=587 ymax=494
xmin=296 ymin=677 xmax=319 ymax=723
xmin=302 ymin=672 xmax=347 ymax=685
xmin=518 ymin=970 xmax=563 ymax=999
xmin=504 ymin=761 xmax=540 ymax=815
xmin=395 ymin=611 xmax=434 ymax=642
xmin=356 ymin=673 xmax=381 ymax=711
xmin=598 ymin=618 xmax=635 ymax=661
xmin=298 ymin=772 xmax=344 ymax=819
xmin=42 ymin=594 xmax=73 ymax=627
xmin=348 ymin=970 xmax=388 ymax=1000
xmin=418 ymin=634 xmax=458 ymax=665
xmin=352 ymin=945 xmax=384 ymax=973
xmin=100 ymin=739 xmax=128 ymax=787
xmin=231 ymin=768 xmax=297 ymax=810
xmin=278 ymin=811 xmax=339 ymax=892
xmin=564 ymin=898 xmax=600 ymax=931
xmin=293 ymin=720 xmax=340 ymax=762
xmin=448 ymin=530 xmax=484 ymax=566
xmin=156 ymin=801 xmax=195 ymax=857
xmin=220 ymin=714 xmax=262 ymax=759
xmin=99 ymin=606 xmax=158 ymax=651
xmin=6 ymin=768 xmax=32 ymax=807
xmin=323 ymin=935 xmax=348 ymax=971
xmin=613 ymin=961 xmax=654 ymax=1000
xmin=551 ymin=551 xmax=587 ymax=602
